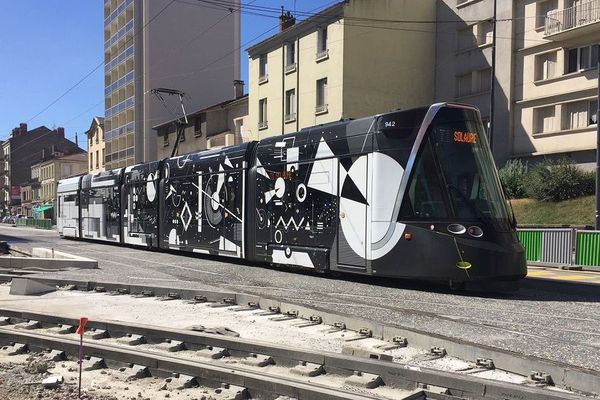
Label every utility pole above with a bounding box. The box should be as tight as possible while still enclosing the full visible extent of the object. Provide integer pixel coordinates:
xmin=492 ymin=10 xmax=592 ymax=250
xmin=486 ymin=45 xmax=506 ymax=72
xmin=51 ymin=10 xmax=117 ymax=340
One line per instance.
xmin=596 ymin=61 xmax=599 ymax=230
xmin=489 ymin=0 xmax=497 ymax=155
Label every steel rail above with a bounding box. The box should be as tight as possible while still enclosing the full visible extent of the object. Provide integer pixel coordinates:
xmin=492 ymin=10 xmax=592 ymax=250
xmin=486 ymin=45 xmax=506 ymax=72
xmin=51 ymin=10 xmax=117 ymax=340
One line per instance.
xmin=0 ymin=328 xmax=380 ymax=400
xmin=0 ymin=309 xmax=591 ymax=400
xmin=2 ymin=274 xmax=599 ymax=395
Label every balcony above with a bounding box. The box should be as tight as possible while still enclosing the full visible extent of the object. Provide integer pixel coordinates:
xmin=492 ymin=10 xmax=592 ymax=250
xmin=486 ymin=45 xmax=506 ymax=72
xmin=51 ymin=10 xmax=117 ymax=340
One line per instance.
xmin=545 ymin=0 xmax=600 ymax=39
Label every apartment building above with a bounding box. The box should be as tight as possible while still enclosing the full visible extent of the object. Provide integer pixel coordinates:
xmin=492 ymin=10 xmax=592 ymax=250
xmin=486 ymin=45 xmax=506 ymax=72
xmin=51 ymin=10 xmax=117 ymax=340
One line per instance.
xmin=435 ymin=0 xmax=515 ymax=164
xmin=246 ymin=0 xmax=436 ymax=139
xmin=154 ymin=82 xmax=248 ymax=159
xmin=103 ymin=0 xmax=241 ymax=170
xmin=0 ymin=124 xmax=83 ymax=215
xmin=35 ymin=153 xmax=88 ymax=220
xmin=87 ymin=117 xmax=105 ymax=173
xmin=512 ymin=0 xmax=599 ymax=168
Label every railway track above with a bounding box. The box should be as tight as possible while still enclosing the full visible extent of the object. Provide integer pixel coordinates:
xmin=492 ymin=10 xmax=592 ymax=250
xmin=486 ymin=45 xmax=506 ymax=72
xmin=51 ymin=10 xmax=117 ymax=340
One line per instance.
xmin=0 ymin=308 xmax=588 ymax=400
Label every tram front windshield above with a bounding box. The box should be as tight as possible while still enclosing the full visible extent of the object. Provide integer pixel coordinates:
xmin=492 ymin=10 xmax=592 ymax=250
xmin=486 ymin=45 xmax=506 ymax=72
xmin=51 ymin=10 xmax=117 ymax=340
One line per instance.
xmin=433 ymin=108 xmax=511 ymax=229
xmin=400 ymin=107 xmax=512 ymax=231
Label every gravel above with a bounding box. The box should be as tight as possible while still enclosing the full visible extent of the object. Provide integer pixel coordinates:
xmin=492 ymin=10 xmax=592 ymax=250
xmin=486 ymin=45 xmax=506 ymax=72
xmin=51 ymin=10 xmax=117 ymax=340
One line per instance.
xmin=2 ymin=225 xmax=600 ymax=372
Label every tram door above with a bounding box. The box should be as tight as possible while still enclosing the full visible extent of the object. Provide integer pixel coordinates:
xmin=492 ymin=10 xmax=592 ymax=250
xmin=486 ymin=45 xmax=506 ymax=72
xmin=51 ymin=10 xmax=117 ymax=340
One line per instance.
xmin=337 ymin=155 xmax=368 ymax=271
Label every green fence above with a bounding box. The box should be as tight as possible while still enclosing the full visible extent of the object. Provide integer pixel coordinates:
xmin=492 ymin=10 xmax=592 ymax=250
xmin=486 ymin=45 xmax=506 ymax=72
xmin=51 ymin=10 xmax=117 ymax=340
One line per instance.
xmin=575 ymin=231 xmax=600 ymax=269
xmin=517 ymin=230 xmax=543 ymax=262
xmin=15 ymin=218 xmax=53 ymax=230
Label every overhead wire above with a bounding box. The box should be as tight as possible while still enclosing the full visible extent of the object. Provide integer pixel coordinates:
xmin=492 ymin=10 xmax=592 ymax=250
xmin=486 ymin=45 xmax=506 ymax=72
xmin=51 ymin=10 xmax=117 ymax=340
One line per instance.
xmin=18 ymin=0 xmax=176 ymax=133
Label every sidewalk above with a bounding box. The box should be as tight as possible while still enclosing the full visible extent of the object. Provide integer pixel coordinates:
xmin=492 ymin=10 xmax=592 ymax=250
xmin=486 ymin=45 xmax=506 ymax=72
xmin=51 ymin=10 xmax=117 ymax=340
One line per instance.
xmin=528 ymin=266 xmax=600 ymax=285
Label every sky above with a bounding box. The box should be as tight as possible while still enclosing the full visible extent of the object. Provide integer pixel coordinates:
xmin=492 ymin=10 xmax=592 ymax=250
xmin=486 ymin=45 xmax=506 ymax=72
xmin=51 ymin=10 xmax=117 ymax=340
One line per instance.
xmin=0 ymin=0 xmax=335 ymax=150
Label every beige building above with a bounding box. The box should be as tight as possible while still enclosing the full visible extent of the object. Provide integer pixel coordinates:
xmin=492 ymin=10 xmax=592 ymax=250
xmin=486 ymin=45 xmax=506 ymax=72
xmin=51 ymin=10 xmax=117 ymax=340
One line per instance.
xmin=246 ymin=0 xmax=436 ymax=139
xmin=513 ymin=0 xmax=599 ymax=168
xmin=87 ymin=117 xmax=105 ymax=173
xmin=154 ymin=85 xmax=248 ymax=159
xmin=36 ymin=153 xmax=88 ymax=218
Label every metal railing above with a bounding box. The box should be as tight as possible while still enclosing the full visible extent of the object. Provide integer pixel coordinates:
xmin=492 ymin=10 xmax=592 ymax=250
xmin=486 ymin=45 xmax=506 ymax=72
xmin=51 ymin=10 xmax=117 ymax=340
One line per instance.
xmin=15 ymin=218 xmax=53 ymax=230
xmin=545 ymin=0 xmax=600 ymax=35
xmin=518 ymin=228 xmax=600 ymax=269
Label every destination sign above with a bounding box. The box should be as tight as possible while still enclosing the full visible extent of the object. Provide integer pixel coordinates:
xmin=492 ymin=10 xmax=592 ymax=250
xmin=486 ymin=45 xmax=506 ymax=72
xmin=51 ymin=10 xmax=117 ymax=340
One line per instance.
xmin=453 ymin=131 xmax=477 ymax=144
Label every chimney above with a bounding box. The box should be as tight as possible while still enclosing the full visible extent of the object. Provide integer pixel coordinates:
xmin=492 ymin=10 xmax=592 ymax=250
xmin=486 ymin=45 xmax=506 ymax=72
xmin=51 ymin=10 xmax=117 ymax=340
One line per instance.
xmin=279 ymin=7 xmax=295 ymax=31
xmin=233 ymin=80 xmax=244 ymax=99
xmin=19 ymin=123 xmax=27 ymax=135
xmin=57 ymin=127 xmax=65 ymax=138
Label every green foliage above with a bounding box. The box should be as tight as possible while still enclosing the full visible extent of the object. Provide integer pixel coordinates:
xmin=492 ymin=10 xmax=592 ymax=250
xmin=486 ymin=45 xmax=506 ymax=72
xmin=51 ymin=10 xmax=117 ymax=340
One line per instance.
xmin=524 ymin=158 xmax=595 ymax=202
xmin=499 ymin=159 xmax=528 ymax=199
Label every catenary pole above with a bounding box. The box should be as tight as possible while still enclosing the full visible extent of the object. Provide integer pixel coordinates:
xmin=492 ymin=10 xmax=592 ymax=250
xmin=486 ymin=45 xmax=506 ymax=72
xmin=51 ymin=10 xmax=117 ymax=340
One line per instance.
xmin=489 ymin=0 xmax=497 ymax=155
xmin=596 ymin=61 xmax=599 ymax=230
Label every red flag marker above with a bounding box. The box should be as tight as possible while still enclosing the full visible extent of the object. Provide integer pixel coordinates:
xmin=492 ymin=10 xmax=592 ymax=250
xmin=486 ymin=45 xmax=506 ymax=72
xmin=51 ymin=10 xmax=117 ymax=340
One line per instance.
xmin=76 ymin=317 xmax=88 ymax=336
xmin=76 ymin=317 xmax=88 ymax=399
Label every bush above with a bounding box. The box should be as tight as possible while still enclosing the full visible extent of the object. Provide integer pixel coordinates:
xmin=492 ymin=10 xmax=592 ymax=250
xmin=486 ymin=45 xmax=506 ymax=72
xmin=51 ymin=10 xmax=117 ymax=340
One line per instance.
xmin=524 ymin=158 xmax=595 ymax=202
xmin=499 ymin=159 xmax=528 ymax=199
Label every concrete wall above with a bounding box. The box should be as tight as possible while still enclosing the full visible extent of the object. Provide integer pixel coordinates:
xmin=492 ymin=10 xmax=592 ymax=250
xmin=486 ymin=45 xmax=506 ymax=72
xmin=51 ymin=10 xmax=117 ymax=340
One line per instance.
xmin=435 ymin=0 xmax=514 ymax=165
xmin=142 ymin=0 xmax=241 ymax=163
xmin=343 ymin=0 xmax=436 ymax=118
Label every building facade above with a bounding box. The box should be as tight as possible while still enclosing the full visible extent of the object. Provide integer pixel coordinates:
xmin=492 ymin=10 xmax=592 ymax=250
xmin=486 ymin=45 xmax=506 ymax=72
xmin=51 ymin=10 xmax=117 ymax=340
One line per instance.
xmin=103 ymin=0 xmax=241 ymax=170
xmin=246 ymin=0 xmax=436 ymax=139
xmin=512 ymin=0 xmax=599 ymax=168
xmin=87 ymin=117 xmax=105 ymax=173
xmin=0 ymin=124 xmax=84 ymax=215
xmin=154 ymin=85 xmax=248 ymax=159
xmin=35 ymin=153 xmax=88 ymax=220
xmin=435 ymin=0 xmax=515 ymax=164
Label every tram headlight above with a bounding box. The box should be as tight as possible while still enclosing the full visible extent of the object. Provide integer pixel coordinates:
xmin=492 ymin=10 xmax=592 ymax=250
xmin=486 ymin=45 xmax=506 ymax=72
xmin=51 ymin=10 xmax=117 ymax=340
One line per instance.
xmin=447 ymin=224 xmax=466 ymax=235
xmin=467 ymin=226 xmax=483 ymax=238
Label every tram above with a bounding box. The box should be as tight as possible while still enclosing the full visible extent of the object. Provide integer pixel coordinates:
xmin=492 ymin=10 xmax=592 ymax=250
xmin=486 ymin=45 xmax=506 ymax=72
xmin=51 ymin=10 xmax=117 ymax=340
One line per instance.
xmin=57 ymin=103 xmax=527 ymax=286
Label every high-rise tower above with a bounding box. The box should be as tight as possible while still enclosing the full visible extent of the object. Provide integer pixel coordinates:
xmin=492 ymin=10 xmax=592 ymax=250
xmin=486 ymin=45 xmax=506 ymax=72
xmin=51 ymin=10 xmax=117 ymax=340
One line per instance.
xmin=103 ymin=0 xmax=240 ymax=168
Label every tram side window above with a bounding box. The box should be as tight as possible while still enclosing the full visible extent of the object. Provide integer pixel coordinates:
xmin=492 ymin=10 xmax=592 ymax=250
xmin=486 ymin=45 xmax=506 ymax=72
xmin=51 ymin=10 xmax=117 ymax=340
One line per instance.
xmin=399 ymin=140 xmax=448 ymax=220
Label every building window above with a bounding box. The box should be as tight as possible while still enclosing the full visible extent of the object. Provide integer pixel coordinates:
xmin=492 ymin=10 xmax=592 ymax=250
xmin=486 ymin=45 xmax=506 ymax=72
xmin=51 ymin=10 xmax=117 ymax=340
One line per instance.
xmin=317 ymin=27 xmax=328 ymax=59
xmin=102 ymin=148 xmax=105 ymax=166
xmin=476 ymin=68 xmax=492 ymax=93
xmin=535 ymin=51 xmax=557 ymax=81
xmin=536 ymin=0 xmax=558 ymax=29
xmin=95 ymin=130 xmax=99 ymax=144
xmin=259 ymin=55 xmax=268 ymax=83
xmin=96 ymin=150 xmax=99 ymax=169
xmin=90 ymin=153 xmax=93 ymax=170
xmin=285 ymin=42 xmax=296 ymax=73
xmin=534 ymin=105 xmax=557 ymax=133
xmin=194 ymin=114 xmax=205 ymax=137
xmin=567 ymin=44 xmax=599 ymax=73
xmin=285 ymin=89 xmax=296 ymax=122
xmin=590 ymin=99 xmax=598 ymax=125
xmin=163 ymin=129 xmax=169 ymax=147
xmin=562 ymin=100 xmax=598 ymax=130
xmin=259 ymin=98 xmax=268 ymax=129
xmin=456 ymin=73 xmax=472 ymax=97
xmin=315 ymin=78 xmax=328 ymax=114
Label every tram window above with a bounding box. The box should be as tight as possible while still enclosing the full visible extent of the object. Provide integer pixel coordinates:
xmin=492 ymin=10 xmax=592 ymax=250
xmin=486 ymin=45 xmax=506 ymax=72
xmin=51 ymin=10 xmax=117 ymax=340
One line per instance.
xmin=400 ymin=140 xmax=448 ymax=220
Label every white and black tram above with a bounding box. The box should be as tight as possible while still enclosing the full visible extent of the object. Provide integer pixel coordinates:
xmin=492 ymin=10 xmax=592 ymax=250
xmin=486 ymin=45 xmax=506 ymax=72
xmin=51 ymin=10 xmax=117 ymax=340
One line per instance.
xmin=57 ymin=103 xmax=527 ymax=286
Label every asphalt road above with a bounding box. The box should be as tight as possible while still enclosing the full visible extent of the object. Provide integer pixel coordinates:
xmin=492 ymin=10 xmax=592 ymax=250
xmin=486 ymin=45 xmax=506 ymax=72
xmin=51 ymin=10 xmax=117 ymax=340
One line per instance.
xmin=1 ymin=225 xmax=599 ymax=372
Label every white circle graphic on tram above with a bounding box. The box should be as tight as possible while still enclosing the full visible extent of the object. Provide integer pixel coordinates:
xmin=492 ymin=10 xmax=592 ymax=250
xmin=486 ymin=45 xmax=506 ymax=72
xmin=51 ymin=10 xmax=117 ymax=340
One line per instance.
xmin=339 ymin=153 xmax=405 ymax=260
xmin=146 ymin=173 xmax=156 ymax=202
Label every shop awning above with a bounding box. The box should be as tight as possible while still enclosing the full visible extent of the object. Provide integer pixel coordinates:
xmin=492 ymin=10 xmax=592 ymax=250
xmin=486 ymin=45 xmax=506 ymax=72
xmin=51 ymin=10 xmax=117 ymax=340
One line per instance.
xmin=33 ymin=205 xmax=53 ymax=212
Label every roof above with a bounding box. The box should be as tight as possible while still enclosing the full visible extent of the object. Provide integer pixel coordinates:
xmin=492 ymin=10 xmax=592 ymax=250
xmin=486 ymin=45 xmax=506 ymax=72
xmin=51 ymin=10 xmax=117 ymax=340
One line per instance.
xmin=247 ymin=2 xmax=344 ymax=57
xmin=58 ymin=152 xmax=88 ymax=162
xmin=152 ymin=94 xmax=249 ymax=131
xmin=85 ymin=116 xmax=105 ymax=136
